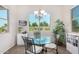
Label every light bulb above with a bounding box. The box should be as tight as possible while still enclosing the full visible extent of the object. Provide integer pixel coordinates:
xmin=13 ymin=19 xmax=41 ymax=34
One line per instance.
xmin=34 ymin=11 xmax=38 ymax=16
xmin=40 ymin=9 xmax=45 ymax=14
xmin=43 ymin=12 xmax=47 ymax=16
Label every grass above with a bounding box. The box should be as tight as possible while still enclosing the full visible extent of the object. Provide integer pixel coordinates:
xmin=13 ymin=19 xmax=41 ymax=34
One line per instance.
xmin=29 ymin=26 xmax=50 ymax=32
xmin=72 ymin=26 xmax=79 ymax=32
xmin=0 ymin=28 xmax=5 ymax=32
xmin=0 ymin=26 xmax=7 ymax=33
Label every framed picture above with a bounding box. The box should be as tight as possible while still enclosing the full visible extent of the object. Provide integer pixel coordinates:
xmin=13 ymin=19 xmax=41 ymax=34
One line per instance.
xmin=0 ymin=6 xmax=9 ymax=33
xmin=71 ymin=6 xmax=79 ymax=32
xmin=19 ymin=20 xmax=27 ymax=26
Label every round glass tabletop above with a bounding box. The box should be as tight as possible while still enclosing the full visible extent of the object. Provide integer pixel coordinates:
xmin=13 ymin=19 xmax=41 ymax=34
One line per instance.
xmin=33 ymin=37 xmax=51 ymax=45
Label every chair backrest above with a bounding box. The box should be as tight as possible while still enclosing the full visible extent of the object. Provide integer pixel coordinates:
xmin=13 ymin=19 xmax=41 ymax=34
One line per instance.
xmin=34 ymin=31 xmax=41 ymax=39
xmin=22 ymin=36 xmax=35 ymax=53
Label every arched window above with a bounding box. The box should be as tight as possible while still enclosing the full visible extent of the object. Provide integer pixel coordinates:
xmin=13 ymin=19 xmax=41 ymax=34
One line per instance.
xmin=72 ymin=6 xmax=79 ymax=32
xmin=28 ymin=10 xmax=50 ymax=32
xmin=0 ymin=6 xmax=9 ymax=33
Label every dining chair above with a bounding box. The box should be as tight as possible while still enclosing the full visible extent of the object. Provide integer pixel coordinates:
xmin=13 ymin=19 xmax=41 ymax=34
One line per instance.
xmin=34 ymin=31 xmax=41 ymax=39
xmin=44 ymin=35 xmax=58 ymax=54
xmin=44 ymin=43 xmax=57 ymax=53
xmin=22 ymin=36 xmax=43 ymax=54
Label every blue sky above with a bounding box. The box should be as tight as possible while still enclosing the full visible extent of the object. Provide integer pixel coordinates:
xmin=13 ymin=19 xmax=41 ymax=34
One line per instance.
xmin=0 ymin=10 xmax=7 ymax=27
xmin=29 ymin=14 xmax=39 ymax=25
xmin=72 ymin=6 xmax=79 ymax=25
xmin=28 ymin=13 xmax=50 ymax=25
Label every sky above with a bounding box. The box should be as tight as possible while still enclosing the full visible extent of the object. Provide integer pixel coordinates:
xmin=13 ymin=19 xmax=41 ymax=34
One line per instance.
xmin=72 ymin=6 xmax=79 ymax=19
xmin=28 ymin=13 xmax=50 ymax=25
xmin=0 ymin=10 xmax=7 ymax=27
xmin=72 ymin=6 xmax=79 ymax=26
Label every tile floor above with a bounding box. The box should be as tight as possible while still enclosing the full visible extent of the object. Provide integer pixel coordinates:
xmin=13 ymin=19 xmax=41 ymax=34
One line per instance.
xmin=5 ymin=45 xmax=71 ymax=54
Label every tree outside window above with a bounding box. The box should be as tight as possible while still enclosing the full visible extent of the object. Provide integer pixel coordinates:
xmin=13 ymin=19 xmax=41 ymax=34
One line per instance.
xmin=28 ymin=11 xmax=50 ymax=32
xmin=0 ymin=6 xmax=8 ymax=33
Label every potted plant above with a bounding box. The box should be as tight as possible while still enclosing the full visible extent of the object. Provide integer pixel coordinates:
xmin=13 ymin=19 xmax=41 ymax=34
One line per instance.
xmin=53 ymin=19 xmax=65 ymax=46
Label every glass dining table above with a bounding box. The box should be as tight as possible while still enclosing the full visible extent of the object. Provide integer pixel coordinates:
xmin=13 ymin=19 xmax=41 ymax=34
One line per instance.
xmin=30 ymin=36 xmax=52 ymax=46
xmin=30 ymin=36 xmax=52 ymax=53
xmin=28 ymin=36 xmax=57 ymax=53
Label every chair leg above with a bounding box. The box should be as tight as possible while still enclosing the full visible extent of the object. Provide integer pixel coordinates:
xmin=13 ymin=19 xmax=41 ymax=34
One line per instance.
xmin=56 ymin=49 xmax=58 ymax=54
xmin=42 ymin=48 xmax=47 ymax=54
xmin=45 ymin=48 xmax=47 ymax=53
xmin=25 ymin=48 xmax=27 ymax=54
xmin=40 ymin=49 xmax=44 ymax=54
xmin=25 ymin=51 xmax=27 ymax=54
xmin=24 ymin=45 xmax=27 ymax=54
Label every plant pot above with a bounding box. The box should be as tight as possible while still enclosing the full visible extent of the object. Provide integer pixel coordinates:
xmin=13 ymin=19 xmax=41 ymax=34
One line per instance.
xmin=56 ymin=34 xmax=60 ymax=39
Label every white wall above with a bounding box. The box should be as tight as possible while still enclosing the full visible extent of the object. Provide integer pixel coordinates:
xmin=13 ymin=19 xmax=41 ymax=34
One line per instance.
xmin=0 ymin=6 xmax=17 ymax=53
xmin=61 ymin=6 xmax=73 ymax=32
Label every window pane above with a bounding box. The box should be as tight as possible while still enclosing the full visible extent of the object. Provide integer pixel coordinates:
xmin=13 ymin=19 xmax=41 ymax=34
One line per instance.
xmin=29 ymin=14 xmax=39 ymax=31
xmin=29 ymin=11 xmax=50 ymax=32
xmin=40 ymin=14 xmax=50 ymax=31
xmin=72 ymin=6 xmax=79 ymax=32
xmin=0 ymin=9 xmax=8 ymax=33
xmin=0 ymin=10 xmax=7 ymax=19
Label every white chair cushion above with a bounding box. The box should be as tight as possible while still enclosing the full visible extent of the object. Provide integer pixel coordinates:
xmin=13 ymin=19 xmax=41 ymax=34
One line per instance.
xmin=45 ymin=43 xmax=56 ymax=49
